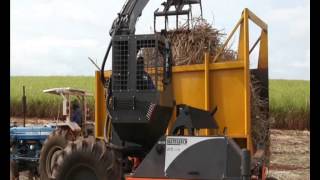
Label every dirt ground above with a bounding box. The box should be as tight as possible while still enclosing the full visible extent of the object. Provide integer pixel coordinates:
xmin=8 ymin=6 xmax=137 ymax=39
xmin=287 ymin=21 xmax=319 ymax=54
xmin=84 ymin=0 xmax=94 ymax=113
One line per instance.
xmin=267 ymin=129 xmax=310 ymax=180
xmin=11 ymin=118 xmax=310 ymax=180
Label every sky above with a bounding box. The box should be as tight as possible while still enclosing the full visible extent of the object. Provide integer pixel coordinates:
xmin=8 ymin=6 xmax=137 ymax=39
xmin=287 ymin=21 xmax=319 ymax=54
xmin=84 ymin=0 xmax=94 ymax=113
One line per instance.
xmin=10 ymin=0 xmax=310 ymax=80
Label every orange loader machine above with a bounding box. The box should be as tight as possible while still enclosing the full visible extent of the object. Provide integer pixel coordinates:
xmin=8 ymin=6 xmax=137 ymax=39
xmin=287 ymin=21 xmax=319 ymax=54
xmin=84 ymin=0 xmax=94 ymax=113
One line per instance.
xmin=51 ymin=1 xmax=269 ymax=180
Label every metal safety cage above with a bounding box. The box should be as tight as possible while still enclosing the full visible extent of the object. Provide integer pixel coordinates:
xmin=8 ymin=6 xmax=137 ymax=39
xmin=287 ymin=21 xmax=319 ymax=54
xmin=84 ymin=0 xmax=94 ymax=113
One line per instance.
xmin=112 ymin=34 xmax=168 ymax=93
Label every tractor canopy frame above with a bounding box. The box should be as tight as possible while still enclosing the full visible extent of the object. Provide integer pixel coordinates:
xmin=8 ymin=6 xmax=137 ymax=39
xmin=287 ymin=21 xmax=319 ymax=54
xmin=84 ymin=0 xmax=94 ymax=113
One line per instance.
xmin=43 ymin=87 xmax=93 ymax=133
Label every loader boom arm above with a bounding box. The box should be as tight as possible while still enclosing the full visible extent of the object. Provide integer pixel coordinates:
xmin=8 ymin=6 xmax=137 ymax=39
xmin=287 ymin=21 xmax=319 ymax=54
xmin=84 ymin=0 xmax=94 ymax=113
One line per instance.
xmin=101 ymin=0 xmax=149 ymax=84
xmin=110 ymin=0 xmax=150 ymax=35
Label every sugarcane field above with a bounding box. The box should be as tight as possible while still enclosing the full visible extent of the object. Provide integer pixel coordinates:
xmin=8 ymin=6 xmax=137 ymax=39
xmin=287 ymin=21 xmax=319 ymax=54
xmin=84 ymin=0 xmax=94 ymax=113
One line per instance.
xmin=10 ymin=0 xmax=310 ymax=180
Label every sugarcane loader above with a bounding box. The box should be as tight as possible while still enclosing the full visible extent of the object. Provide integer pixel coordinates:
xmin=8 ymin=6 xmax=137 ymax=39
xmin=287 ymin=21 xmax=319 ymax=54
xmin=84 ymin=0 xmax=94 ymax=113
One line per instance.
xmin=51 ymin=0 xmax=270 ymax=180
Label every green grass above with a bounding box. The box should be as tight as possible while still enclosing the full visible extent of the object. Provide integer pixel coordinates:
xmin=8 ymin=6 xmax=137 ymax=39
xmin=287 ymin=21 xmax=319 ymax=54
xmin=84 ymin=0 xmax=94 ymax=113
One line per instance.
xmin=269 ymin=80 xmax=310 ymax=113
xmin=10 ymin=76 xmax=96 ymax=118
xmin=10 ymin=77 xmax=310 ymax=129
xmin=269 ymin=80 xmax=310 ymax=130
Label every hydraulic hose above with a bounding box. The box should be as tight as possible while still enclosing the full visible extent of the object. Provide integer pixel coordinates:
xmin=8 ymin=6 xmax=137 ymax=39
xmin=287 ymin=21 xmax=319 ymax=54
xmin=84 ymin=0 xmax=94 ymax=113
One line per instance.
xmin=100 ymin=40 xmax=112 ymax=86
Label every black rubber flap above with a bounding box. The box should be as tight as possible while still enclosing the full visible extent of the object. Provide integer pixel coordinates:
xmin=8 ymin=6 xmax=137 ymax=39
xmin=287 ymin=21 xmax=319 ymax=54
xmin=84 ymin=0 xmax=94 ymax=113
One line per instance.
xmin=170 ymin=105 xmax=218 ymax=135
xmin=187 ymin=106 xmax=219 ymax=129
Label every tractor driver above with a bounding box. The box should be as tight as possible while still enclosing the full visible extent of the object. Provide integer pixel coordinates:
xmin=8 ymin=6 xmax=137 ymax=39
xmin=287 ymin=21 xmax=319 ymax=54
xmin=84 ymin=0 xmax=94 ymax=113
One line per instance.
xmin=136 ymin=55 xmax=155 ymax=90
xmin=71 ymin=99 xmax=82 ymax=126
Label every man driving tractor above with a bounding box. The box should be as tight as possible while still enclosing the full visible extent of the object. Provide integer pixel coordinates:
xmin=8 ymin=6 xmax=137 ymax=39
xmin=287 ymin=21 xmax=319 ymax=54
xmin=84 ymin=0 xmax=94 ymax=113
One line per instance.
xmin=71 ymin=99 xmax=82 ymax=126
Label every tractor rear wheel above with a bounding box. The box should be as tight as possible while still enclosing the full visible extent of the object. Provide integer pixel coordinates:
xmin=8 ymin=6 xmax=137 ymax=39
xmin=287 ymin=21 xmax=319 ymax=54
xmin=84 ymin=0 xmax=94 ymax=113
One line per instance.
xmin=10 ymin=160 xmax=18 ymax=180
xmin=52 ymin=136 xmax=122 ymax=180
xmin=39 ymin=128 xmax=76 ymax=180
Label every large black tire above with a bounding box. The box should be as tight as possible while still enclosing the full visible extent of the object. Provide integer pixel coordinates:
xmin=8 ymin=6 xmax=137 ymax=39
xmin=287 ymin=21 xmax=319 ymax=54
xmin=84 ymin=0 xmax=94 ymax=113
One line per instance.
xmin=52 ymin=136 xmax=122 ymax=180
xmin=39 ymin=128 xmax=74 ymax=180
xmin=10 ymin=160 xmax=18 ymax=180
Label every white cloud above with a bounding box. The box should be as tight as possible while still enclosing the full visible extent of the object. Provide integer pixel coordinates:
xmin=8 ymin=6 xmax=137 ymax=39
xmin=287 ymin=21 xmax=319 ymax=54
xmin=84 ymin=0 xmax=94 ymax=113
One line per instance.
xmin=290 ymin=61 xmax=309 ymax=68
xmin=11 ymin=36 xmax=98 ymax=54
xmin=289 ymin=48 xmax=310 ymax=69
xmin=10 ymin=0 xmax=310 ymax=80
xmin=266 ymin=4 xmax=309 ymax=40
xmin=263 ymin=1 xmax=309 ymax=80
xmin=10 ymin=36 xmax=103 ymax=75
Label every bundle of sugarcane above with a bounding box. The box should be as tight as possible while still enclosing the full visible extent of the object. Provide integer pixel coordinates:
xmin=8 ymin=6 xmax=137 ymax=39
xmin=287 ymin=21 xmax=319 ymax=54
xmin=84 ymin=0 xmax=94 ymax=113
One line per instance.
xmin=167 ymin=18 xmax=237 ymax=65
xmin=141 ymin=18 xmax=236 ymax=66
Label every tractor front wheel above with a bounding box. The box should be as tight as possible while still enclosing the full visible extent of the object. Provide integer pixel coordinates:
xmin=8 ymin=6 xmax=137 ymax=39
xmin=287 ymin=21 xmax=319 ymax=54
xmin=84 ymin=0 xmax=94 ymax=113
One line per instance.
xmin=52 ymin=136 xmax=122 ymax=180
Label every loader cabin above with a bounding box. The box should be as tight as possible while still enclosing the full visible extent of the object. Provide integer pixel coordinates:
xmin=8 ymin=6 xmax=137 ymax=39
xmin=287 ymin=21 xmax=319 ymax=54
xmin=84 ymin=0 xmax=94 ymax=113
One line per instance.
xmin=95 ymin=8 xmax=269 ymax=154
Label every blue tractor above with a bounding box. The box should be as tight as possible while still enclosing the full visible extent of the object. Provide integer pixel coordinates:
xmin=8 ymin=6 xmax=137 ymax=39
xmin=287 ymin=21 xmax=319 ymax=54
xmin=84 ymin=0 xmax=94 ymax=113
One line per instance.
xmin=10 ymin=125 xmax=56 ymax=179
xmin=10 ymin=87 xmax=95 ymax=180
